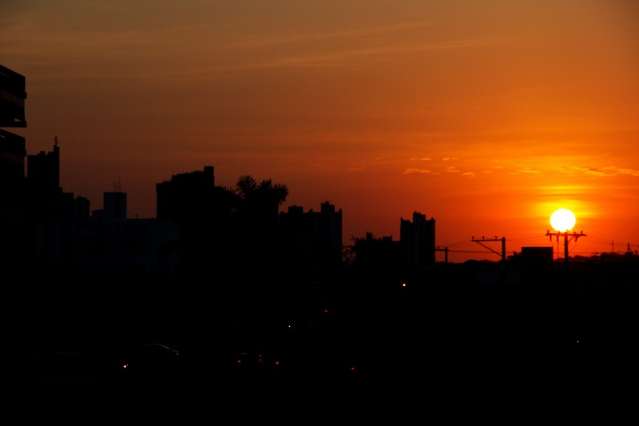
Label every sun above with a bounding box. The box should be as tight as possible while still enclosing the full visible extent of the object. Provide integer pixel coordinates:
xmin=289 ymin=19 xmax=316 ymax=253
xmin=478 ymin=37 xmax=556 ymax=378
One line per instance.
xmin=550 ymin=208 xmax=576 ymax=232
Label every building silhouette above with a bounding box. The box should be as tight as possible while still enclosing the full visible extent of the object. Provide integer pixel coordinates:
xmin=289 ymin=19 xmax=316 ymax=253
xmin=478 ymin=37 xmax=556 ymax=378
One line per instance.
xmin=519 ymin=247 xmax=554 ymax=265
xmin=353 ymin=233 xmax=401 ymax=273
xmin=0 ymin=65 xmax=27 ymax=194
xmin=0 ymin=129 xmax=26 ymax=237
xmin=27 ymin=140 xmax=60 ymax=193
xmin=279 ymin=201 xmax=343 ymax=276
xmin=24 ymin=141 xmax=82 ymax=223
xmin=103 ymin=191 xmax=127 ymax=223
xmin=0 ymin=129 xmax=26 ymax=186
xmin=0 ymin=64 xmax=27 ymax=128
xmin=0 ymin=64 xmax=178 ymax=272
xmin=154 ymin=165 xmax=239 ymax=273
xmin=156 ymin=166 xmax=216 ymax=222
xmin=73 ymin=218 xmax=180 ymax=274
xmin=74 ymin=196 xmax=91 ymax=222
xmin=400 ymin=212 xmax=436 ymax=270
xmin=0 ymin=66 xmax=28 ymax=271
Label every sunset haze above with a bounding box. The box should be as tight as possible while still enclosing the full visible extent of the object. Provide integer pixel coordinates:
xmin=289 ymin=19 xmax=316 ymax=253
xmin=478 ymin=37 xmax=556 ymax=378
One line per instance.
xmin=2 ymin=0 xmax=638 ymax=260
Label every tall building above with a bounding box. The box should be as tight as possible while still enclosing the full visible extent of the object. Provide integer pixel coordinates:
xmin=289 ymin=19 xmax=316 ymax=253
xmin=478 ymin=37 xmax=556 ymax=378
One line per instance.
xmin=0 ymin=65 xmax=27 ymax=192
xmin=0 ymin=129 xmax=26 ymax=186
xmin=156 ymin=165 xmax=215 ymax=222
xmin=74 ymin=196 xmax=91 ymax=222
xmin=0 ymin=65 xmax=28 ymax=270
xmin=400 ymin=212 xmax=436 ymax=270
xmin=2 ymin=66 xmax=94 ymax=267
xmin=0 ymin=64 xmax=27 ymax=128
xmin=27 ymin=139 xmax=60 ymax=192
xmin=353 ymin=233 xmax=401 ymax=273
xmin=279 ymin=201 xmax=343 ymax=274
xmin=104 ymin=191 xmax=127 ymax=222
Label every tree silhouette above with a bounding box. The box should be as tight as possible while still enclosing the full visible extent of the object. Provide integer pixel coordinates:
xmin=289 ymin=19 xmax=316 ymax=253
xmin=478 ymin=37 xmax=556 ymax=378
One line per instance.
xmin=234 ymin=176 xmax=288 ymax=219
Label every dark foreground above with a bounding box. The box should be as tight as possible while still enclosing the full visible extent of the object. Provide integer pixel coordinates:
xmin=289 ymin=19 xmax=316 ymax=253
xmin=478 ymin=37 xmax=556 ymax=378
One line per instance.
xmin=6 ymin=256 xmax=639 ymax=400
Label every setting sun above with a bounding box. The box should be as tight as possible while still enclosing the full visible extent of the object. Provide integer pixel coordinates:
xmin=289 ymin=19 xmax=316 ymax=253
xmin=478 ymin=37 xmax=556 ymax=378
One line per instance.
xmin=550 ymin=208 xmax=577 ymax=233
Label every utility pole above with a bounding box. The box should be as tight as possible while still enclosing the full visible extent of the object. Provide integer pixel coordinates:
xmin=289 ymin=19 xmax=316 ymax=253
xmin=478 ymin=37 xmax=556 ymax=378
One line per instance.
xmin=546 ymin=230 xmax=587 ymax=261
xmin=435 ymin=247 xmax=449 ymax=264
xmin=471 ymin=236 xmax=507 ymax=262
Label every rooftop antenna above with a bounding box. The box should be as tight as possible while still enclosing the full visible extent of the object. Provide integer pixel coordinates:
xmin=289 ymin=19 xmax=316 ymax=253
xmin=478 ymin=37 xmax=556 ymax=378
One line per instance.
xmin=113 ymin=176 xmax=122 ymax=193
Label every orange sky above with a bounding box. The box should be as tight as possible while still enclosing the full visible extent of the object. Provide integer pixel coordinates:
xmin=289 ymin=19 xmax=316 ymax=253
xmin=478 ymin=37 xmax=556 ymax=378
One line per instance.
xmin=2 ymin=0 xmax=638 ymax=260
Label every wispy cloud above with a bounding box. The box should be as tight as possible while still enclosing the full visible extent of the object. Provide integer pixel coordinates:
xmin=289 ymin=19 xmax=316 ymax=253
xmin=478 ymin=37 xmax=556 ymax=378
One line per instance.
xmin=233 ymin=39 xmax=494 ymax=70
xmin=571 ymin=166 xmax=610 ymax=177
xmin=403 ymin=168 xmax=437 ymax=175
xmin=572 ymin=166 xmax=639 ymax=177
xmin=227 ymin=21 xmax=432 ymax=49
xmin=537 ymin=185 xmax=591 ymax=197
xmin=614 ymin=167 xmax=639 ymax=177
xmin=517 ymin=167 xmax=542 ymax=175
xmin=129 ymin=37 xmax=496 ymax=79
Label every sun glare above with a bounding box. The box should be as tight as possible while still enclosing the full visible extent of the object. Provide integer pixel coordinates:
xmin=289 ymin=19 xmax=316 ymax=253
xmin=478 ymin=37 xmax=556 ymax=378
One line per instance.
xmin=550 ymin=208 xmax=576 ymax=233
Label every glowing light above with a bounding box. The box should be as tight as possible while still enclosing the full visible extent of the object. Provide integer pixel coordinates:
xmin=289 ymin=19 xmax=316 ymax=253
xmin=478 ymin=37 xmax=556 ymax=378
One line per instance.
xmin=550 ymin=208 xmax=576 ymax=232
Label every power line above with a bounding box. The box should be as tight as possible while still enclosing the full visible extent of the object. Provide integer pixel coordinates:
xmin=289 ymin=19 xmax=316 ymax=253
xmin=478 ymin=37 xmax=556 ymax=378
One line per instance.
xmin=447 ymin=249 xmax=503 ymax=254
xmin=471 ymin=236 xmax=507 ymax=261
xmin=546 ymin=230 xmax=587 ymax=261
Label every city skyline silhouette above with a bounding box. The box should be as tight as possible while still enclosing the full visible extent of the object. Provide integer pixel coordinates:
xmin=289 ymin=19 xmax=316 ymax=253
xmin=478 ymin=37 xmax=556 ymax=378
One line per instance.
xmin=2 ymin=1 xmax=639 ymax=398
xmin=2 ymin=1 xmax=639 ymax=260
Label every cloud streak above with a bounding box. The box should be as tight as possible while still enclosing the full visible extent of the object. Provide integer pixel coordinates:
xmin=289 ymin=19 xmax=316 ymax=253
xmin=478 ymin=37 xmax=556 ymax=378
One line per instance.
xmin=226 ymin=39 xmax=495 ymax=70
xmin=573 ymin=166 xmax=639 ymax=177
xmin=227 ymin=20 xmax=432 ymax=49
xmin=403 ymin=168 xmax=436 ymax=175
